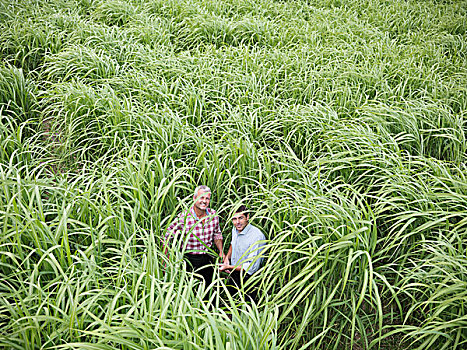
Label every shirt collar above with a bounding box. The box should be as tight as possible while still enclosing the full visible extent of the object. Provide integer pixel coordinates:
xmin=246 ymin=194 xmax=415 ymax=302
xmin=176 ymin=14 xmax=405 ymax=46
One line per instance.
xmin=236 ymin=223 xmax=252 ymax=235
xmin=191 ymin=207 xmax=209 ymax=219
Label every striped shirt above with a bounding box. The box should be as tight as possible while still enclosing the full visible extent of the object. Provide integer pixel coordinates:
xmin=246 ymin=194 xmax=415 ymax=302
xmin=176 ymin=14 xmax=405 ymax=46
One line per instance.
xmin=166 ymin=207 xmax=222 ymax=254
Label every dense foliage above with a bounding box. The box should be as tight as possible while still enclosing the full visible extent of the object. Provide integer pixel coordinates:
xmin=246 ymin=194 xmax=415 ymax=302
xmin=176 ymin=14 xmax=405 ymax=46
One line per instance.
xmin=0 ymin=0 xmax=466 ymax=348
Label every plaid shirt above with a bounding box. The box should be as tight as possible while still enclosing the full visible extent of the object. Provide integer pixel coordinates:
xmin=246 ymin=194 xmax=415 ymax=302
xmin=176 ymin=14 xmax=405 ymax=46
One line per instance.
xmin=166 ymin=207 xmax=222 ymax=254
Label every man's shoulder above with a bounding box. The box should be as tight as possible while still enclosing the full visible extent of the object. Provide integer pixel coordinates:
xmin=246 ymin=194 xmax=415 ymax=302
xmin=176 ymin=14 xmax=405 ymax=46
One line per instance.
xmin=177 ymin=208 xmax=196 ymax=220
xmin=177 ymin=209 xmax=190 ymax=217
xmin=250 ymin=224 xmax=266 ymax=240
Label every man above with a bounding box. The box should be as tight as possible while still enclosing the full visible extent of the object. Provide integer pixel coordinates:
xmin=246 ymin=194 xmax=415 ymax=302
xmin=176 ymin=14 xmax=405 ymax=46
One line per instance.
xmin=220 ymin=205 xmax=265 ymax=302
xmin=166 ymin=185 xmax=224 ymax=286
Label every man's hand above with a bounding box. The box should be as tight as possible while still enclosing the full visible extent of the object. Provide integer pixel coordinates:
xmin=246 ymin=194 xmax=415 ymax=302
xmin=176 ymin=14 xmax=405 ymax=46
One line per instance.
xmin=219 ymin=263 xmax=231 ymax=273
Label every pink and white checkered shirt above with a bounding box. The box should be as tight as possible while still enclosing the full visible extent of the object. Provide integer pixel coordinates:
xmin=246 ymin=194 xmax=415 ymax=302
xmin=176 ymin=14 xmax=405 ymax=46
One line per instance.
xmin=166 ymin=207 xmax=222 ymax=254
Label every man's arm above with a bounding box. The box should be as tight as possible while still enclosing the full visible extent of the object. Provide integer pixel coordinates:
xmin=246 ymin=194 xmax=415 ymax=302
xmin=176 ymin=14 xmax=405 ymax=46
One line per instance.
xmin=223 ymin=245 xmax=232 ymax=265
xmin=212 ymin=212 xmax=224 ymax=258
xmin=215 ymin=238 xmax=224 ymax=259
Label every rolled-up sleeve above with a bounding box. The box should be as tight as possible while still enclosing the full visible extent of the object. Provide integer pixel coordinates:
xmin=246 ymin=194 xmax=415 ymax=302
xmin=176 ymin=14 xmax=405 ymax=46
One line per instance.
xmin=207 ymin=209 xmax=222 ymax=241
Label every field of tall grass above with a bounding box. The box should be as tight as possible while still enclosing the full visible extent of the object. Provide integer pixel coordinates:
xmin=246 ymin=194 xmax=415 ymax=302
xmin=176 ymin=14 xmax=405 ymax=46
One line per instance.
xmin=0 ymin=0 xmax=466 ymax=348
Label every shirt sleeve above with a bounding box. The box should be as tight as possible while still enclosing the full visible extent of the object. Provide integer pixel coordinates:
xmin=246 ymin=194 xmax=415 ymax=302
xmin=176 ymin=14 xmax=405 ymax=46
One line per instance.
xmin=243 ymin=235 xmax=266 ymax=275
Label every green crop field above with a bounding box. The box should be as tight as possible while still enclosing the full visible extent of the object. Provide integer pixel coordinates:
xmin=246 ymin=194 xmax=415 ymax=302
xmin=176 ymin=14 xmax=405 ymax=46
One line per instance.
xmin=0 ymin=0 xmax=466 ymax=348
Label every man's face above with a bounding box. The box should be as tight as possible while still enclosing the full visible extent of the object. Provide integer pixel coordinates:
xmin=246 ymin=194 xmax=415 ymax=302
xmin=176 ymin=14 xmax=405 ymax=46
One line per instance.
xmin=232 ymin=212 xmax=249 ymax=232
xmin=194 ymin=190 xmax=211 ymax=211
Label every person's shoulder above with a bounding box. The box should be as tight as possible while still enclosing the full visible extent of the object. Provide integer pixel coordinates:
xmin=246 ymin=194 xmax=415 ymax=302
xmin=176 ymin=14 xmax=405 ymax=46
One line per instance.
xmin=250 ymin=224 xmax=266 ymax=240
xmin=178 ymin=208 xmax=194 ymax=219
xmin=178 ymin=209 xmax=188 ymax=217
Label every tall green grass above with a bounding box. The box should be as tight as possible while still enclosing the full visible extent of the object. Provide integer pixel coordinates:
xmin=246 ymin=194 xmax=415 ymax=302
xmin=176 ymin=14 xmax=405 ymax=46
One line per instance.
xmin=1 ymin=0 xmax=466 ymax=348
